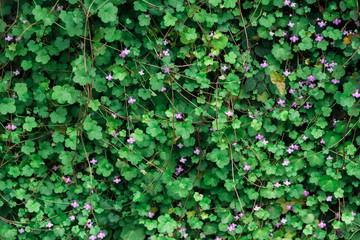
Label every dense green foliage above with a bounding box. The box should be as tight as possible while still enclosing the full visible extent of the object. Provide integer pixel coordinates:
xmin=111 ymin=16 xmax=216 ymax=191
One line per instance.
xmin=1 ymin=0 xmax=360 ymax=239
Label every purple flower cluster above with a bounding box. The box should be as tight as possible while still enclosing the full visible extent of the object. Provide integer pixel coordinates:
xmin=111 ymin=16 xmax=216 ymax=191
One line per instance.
xmin=119 ymin=48 xmax=130 ymax=58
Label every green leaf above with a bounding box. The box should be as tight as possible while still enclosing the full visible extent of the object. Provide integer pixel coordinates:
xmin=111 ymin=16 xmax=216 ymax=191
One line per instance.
xmin=98 ymin=3 xmax=118 ymax=23
xmin=157 ymin=214 xmax=177 ymax=234
xmin=96 ymin=159 xmax=114 ymax=177
xmin=319 ymin=175 xmax=339 ymax=192
xmin=0 ymin=98 xmax=16 ymax=115
xmin=50 ymin=107 xmax=67 ymax=123
xmin=23 ymin=116 xmax=37 ymax=131
xmin=83 ymin=117 xmax=103 ymax=140
xmin=25 ymin=199 xmax=41 ymax=213
xmin=163 ymin=13 xmax=177 ymax=27
xmin=342 ymin=212 xmax=354 ymax=224
xmin=174 ymin=119 xmax=195 ymax=139
xmin=272 ymin=43 xmax=292 ymax=60
xmin=259 ymin=14 xmax=276 ymax=28
xmin=121 ymin=226 xmax=145 ymax=240
xmin=21 ymin=140 xmax=36 ymax=155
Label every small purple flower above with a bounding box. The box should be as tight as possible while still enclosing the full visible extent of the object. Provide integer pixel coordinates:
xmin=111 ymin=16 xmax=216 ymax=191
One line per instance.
xmin=163 ymin=49 xmax=170 ymax=57
xmin=326 ymin=196 xmax=332 ymax=202
xmin=163 ymin=39 xmax=169 ymax=45
xmin=64 ymin=176 xmax=72 ymax=183
xmin=139 ymin=69 xmax=145 ymax=75
xmin=239 ymin=212 xmax=245 ymax=218
xmin=320 ymin=138 xmax=325 ymax=144
xmin=119 ymin=48 xmax=130 ymax=58
xmin=281 ymin=217 xmax=287 ymax=224
xmin=127 ymin=136 xmax=136 ymax=144
xmin=22 ymin=20 xmax=28 ymax=24
xmin=227 ymin=223 xmax=237 ymax=232
xmin=111 ymin=113 xmax=117 ymax=119
xmin=225 ymin=109 xmax=234 ymax=117
xmin=56 ymin=4 xmax=64 ymax=11
xmin=286 ymin=148 xmax=294 ymax=154
xmin=209 ymin=31 xmax=214 ymax=38
xmin=255 ymin=133 xmax=264 ymax=140
xmin=5 ymin=123 xmax=17 ymax=130
xmin=275 ymin=222 xmax=282 ymax=228
xmin=290 ymin=2 xmax=296 ymax=7
xmin=333 ymin=18 xmax=341 ymax=25
xmin=164 ymin=66 xmax=170 ymax=73
xmin=289 ymin=88 xmax=295 ymax=94
xmin=71 ymin=200 xmax=79 ymax=208
xmin=177 ymin=143 xmax=184 ymax=148
xmin=352 ymin=89 xmax=360 ymax=98
xmin=105 ymin=73 xmax=113 ymax=81
xmin=18 ymin=228 xmax=25 ymax=234
xmin=84 ymin=203 xmax=91 ymax=211
xmin=290 ymin=35 xmax=299 ymax=43
xmin=283 ymin=69 xmax=291 ymax=76
xmin=175 ymin=165 xmax=184 ymax=175
xmin=179 ymin=156 xmax=187 ymax=164
xmin=304 ymin=102 xmax=312 ymax=109
xmin=282 ymin=160 xmax=290 ymax=166
xmin=157 ymin=86 xmax=166 ymax=92
xmin=46 ymin=221 xmax=54 ymax=228
xmin=262 ymin=138 xmax=269 ymax=145
xmin=283 ymin=179 xmax=291 ymax=186
xmin=113 ymin=176 xmax=121 ymax=183
xmin=52 ymin=166 xmax=58 ymax=171
xmin=208 ymin=53 xmax=215 ymax=58
xmin=89 ymin=234 xmax=97 ymax=240
xmin=351 ymin=210 xmax=356 ymax=216
xmin=318 ymin=220 xmax=326 ymax=228
xmin=288 ymin=21 xmax=295 ymax=28
xmin=194 ymin=147 xmax=200 ymax=155
xmin=90 ymin=158 xmax=97 ymax=164
xmin=221 ymin=64 xmax=228 ymax=71
xmin=326 ymin=155 xmax=333 ymax=160
xmin=111 ymin=131 xmax=119 ymax=138
xmin=69 ymin=215 xmax=75 ymax=221
xmin=302 ymin=135 xmax=308 ymax=140
xmin=210 ymin=127 xmax=216 ymax=132
xmin=286 ymin=204 xmax=292 ymax=210
xmin=148 ymin=211 xmax=154 ymax=218
xmin=284 ymin=0 xmax=291 ymax=6
xmin=282 ymin=31 xmax=287 ymax=37
xmin=253 ymin=205 xmax=261 ymax=211
xmin=13 ymin=69 xmax=20 ymax=76
xmin=87 ymin=220 xmax=94 ymax=228
xmin=175 ymin=112 xmax=182 ymax=119
xmin=244 ymin=64 xmax=249 ymax=72
xmin=215 ymin=236 xmax=223 ymax=240
xmin=318 ymin=20 xmax=326 ymax=27
xmin=269 ymin=30 xmax=275 ymax=36
xmin=243 ymin=163 xmax=251 ymax=171
xmin=315 ymin=34 xmax=324 ymax=42
xmin=274 ymin=182 xmax=281 ymax=188
xmin=277 ymin=98 xmax=286 ymax=107
xmin=303 ymin=189 xmax=310 ymax=196
xmin=333 ymin=119 xmax=340 ymax=126
xmin=260 ymin=60 xmax=268 ymax=68
xmin=5 ymin=34 xmax=13 ymax=41
xmin=128 ymin=96 xmax=136 ymax=104
xmin=234 ymin=215 xmax=239 ymax=220
xmin=332 ymin=79 xmax=340 ymax=84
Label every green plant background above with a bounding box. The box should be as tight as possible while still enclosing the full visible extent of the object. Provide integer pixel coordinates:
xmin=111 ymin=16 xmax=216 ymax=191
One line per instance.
xmin=0 ymin=0 xmax=360 ymax=239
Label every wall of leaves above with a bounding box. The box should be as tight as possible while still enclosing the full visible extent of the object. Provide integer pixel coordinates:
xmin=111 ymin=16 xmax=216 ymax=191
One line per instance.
xmin=1 ymin=0 xmax=360 ymax=239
